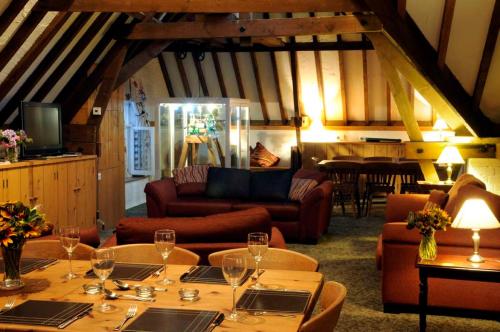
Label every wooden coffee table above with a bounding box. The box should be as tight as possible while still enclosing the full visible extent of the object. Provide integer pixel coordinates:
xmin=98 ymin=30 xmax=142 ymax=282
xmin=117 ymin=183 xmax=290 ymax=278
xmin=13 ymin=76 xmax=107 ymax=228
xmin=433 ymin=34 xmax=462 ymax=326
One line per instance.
xmin=416 ymin=254 xmax=500 ymax=332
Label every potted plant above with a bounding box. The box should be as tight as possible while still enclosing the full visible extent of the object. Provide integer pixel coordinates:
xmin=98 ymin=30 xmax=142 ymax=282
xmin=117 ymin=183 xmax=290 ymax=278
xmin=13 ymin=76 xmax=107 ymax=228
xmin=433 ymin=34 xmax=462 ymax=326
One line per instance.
xmin=1 ymin=129 xmax=33 ymax=162
xmin=0 ymin=201 xmax=46 ymax=290
xmin=407 ymin=203 xmax=452 ymax=260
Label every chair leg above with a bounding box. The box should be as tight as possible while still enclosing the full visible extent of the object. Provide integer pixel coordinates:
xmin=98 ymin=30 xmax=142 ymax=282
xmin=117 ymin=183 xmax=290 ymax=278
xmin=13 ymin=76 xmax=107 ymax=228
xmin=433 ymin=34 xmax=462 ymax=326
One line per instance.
xmin=340 ymin=196 xmax=346 ymax=216
xmin=350 ymin=193 xmax=357 ymax=218
xmin=366 ymin=193 xmax=373 ymax=217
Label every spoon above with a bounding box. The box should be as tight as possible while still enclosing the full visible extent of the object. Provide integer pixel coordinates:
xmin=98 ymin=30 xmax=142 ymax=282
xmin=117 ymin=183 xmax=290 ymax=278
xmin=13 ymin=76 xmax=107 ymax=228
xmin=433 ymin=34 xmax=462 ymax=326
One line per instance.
xmin=113 ymin=279 xmax=166 ymax=292
xmin=104 ymin=289 xmax=155 ymax=302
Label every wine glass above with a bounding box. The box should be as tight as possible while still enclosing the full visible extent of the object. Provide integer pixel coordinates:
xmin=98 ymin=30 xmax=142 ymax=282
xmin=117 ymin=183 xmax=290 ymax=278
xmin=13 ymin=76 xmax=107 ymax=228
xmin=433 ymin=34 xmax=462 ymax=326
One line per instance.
xmin=154 ymin=229 xmax=175 ymax=285
xmin=59 ymin=226 xmax=80 ymax=280
xmin=248 ymin=232 xmax=268 ymax=289
xmin=91 ymin=248 xmax=116 ymax=313
xmin=222 ymin=253 xmax=248 ymax=322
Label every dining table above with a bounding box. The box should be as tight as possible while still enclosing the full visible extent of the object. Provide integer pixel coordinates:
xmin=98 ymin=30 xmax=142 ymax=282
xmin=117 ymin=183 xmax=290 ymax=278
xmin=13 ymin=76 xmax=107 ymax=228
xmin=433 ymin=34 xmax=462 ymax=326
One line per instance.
xmin=0 ymin=260 xmax=324 ymax=331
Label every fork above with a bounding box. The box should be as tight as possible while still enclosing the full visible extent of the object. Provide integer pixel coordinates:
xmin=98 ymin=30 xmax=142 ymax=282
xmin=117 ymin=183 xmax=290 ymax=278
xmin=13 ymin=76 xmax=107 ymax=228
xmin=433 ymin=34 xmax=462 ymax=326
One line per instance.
xmin=0 ymin=298 xmax=15 ymax=313
xmin=113 ymin=304 xmax=137 ymax=331
xmin=150 ymin=267 xmax=164 ymax=279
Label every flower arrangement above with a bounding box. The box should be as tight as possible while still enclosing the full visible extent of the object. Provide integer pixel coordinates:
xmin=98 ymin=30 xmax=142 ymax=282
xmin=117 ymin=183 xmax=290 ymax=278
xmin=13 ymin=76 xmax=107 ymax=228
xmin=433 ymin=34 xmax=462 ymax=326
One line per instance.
xmin=1 ymin=129 xmax=32 ymax=149
xmin=0 ymin=201 xmax=46 ymax=248
xmin=407 ymin=203 xmax=452 ymax=260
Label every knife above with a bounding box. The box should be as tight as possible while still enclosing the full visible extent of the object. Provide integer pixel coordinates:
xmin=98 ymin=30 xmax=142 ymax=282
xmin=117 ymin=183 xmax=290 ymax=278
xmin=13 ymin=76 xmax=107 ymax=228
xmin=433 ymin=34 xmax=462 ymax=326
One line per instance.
xmin=58 ymin=309 xmax=91 ymax=329
xmin=206 ymin=313 xmax=224 ymax=332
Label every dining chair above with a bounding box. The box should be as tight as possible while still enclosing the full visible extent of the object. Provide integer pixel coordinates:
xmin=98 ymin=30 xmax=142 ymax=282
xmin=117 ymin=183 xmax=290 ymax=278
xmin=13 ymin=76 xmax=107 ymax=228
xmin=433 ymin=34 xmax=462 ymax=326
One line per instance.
xmin=299 ymin=281 xmax=347 ymax=332
xmin=398 ymin=162 xmax=424 ymax=194
xmin=319 ymin=161 xmax=362 ymax=217
xmin=362 ymin=162 xmax=398 ymax=216
xmin=23 ymin=240 xmax=94 ymax=260
xmin=111 ymin=244 xmax=200 ymax=265
xmin=208 ymin=248 xmax=319 ymax=272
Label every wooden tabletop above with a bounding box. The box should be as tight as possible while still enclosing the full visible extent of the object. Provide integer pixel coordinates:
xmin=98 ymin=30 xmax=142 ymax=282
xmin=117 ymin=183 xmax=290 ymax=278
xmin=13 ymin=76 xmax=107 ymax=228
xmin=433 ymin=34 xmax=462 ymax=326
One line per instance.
xmin=0 ymin=260 xmax=324 ymax=331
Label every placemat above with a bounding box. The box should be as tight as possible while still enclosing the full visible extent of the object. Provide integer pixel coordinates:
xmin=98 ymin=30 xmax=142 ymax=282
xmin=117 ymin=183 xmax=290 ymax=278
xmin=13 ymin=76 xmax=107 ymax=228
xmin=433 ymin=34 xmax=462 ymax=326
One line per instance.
xmin=85 ymin=263 xmax=162 ymax=281
xmin=123 ymin=308 xmax=222 ymax=332
xmin=236 ymin=289 xmax=311 ymax=313
xmin=0 ymin=300 xmax=92 ymax=328
xmin=0 ymin=258 xmax=57 ymax=275
xmin=180 ymin=265 xmax=254 ymax=285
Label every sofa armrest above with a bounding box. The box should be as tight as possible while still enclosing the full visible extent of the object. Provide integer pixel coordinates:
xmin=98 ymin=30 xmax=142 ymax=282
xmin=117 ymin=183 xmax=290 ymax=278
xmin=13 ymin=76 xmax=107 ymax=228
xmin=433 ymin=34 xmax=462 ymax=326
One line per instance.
xmin=144 ymin=178 xmax=177 ymax=217
xmin=299 ymin=180 xmax=334 ymax=243
xmin=385 ymin=194 xmax=428 ymax=222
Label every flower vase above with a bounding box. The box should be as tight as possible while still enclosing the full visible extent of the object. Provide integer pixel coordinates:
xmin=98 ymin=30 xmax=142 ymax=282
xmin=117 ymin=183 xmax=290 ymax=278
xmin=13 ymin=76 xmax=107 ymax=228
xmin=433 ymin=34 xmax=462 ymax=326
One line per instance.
xmin=1 ymin=244 xmax=25 ymax=290
xmin=6 ymin=146 xmax=19 ymax=163
xmin=419 ymin=232 xmax=437 ymax=261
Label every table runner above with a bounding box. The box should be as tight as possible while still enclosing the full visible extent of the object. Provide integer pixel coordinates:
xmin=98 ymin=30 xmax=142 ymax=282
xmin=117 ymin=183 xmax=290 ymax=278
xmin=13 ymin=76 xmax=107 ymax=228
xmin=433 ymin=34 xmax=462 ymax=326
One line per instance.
xmin=123 ymin=308 xmax=221 ymax=332
xmin=0 ymin=258 xmax=57 ymax=275
xmin=236 ymin=289 xmax=311 ymax=313
xmin=85 ymin=262 xmax=163 ymax=281
xmin=180 ymin=265 xmax=254 ymax=285
xmin=0 ymin=300 xmax=92 ymax=328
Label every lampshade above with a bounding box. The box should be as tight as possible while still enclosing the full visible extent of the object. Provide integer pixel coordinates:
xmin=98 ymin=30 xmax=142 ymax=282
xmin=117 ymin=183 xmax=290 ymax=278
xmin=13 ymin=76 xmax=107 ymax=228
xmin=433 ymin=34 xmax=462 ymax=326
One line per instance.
xmin=436 ymin=146 xmax=465 ymax=165
xmin=452 ymin=199 xmax=500 ymax=230
xmin=433 ymin=118 xmax=449 ymax=131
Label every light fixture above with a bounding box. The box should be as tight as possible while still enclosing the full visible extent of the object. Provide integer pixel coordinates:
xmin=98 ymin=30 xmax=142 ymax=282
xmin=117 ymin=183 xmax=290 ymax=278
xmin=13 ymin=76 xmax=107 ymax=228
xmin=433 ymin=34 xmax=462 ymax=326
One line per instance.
xmin=452 ymin=199 xmax=500 ymax=263
xmin=436 ymin=146 xmax=464 ymax=183
xmin=433 ymin=118 xmax=449 ymax=141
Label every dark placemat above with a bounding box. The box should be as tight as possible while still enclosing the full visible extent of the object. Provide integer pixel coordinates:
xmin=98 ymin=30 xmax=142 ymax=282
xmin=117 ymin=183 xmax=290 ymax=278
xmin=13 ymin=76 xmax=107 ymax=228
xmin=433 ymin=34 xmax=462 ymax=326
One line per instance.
xmin=85 ymin=262 xmax=163 ymax=281
xmin=180 ymin=265 xmax=254 ymax=285
xmin=236 ymin=289 xmax=311 ymax=313
xmin=0 ymin=258 xmax=57 ymax=275
xmin=0 ymin=300 xmax=92 ymax=328
xmin=123 ymin=308 xmax=222 ymax=332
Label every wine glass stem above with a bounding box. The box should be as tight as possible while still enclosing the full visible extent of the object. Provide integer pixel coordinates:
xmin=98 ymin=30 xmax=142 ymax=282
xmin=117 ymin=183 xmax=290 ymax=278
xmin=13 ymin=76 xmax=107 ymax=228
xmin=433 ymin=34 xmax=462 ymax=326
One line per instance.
xmin=232 ymin=286 xmax=237 ymax=317
xmin=68 ymin=252 xmax=73 ymax=275
xmin=255 ymin=259 xmax=260 ymax=284
xmin=101 ymin=279 xmax=106 ymax=306
xmin=163 ymin=257 xmax=168 ymax=280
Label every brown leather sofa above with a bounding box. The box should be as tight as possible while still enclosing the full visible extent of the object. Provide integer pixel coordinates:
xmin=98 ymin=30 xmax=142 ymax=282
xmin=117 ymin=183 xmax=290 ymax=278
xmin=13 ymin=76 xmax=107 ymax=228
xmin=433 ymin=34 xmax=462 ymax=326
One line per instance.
xmin=144 ymin=169 xmax=334 ymax=243
xmin=377 ymin=174 xmax=500 ymax=314
xmin=37 ymin=226 xmax=101 ymax=248
xmin=102 ymin=208 xmax=286 ymax=263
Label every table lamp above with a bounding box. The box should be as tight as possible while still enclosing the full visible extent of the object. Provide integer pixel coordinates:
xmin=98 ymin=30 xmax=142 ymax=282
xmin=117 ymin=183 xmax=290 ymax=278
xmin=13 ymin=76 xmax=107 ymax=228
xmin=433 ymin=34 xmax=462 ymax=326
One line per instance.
xmin=433 ymin=118 xmax=449 ymax=141
xmin=452 ymin=198 xmax=500 ymax=263
xmin=436 ymin=146 xmax=464 ymax=183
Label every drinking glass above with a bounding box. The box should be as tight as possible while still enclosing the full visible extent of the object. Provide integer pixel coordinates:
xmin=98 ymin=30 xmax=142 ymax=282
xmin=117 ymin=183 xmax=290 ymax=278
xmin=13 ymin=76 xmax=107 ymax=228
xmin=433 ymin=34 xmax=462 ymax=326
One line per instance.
xmin=248 ymin=232 xmax=268 ymax=289
xmin=59 ymin=226 xmax=80 ymax=280
xmin=222 ymin=253 xmax=248 ymax=321
xmin=91 ymin=248 xmax=116 ymax=313
xmin=154 ymin=229 xmax=176 ymax=285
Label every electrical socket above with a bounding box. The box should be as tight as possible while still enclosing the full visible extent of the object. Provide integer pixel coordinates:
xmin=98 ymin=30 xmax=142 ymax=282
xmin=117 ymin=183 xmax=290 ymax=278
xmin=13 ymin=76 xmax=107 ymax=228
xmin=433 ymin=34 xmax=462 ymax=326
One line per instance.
xmin=92 ymin=106 xmax=102 ymax=115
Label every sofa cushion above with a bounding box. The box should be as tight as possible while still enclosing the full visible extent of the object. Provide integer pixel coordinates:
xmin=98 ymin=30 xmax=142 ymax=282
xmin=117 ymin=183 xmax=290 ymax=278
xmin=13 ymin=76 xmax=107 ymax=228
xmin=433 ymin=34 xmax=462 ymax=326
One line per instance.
xmin=206 ymin=167 xmax=250 ymax=199
xmin=116 ymin=207 xmax=272 ymax=244
xmin=289 ymin=178 xmax=319 ymax=201
xmin=424 ymin=190 xmax=448 ymax=209
xmin=173 ymin=164 xmax=210 ymax=185
xmin=232 ymin=201 xmax=300 ymax=221
xmin=293 ymin=168 xmax=328 ymax=183
xmin=250 ymin=169 xmax=293 ymax=201
xmin=444 ymin=174 xmax=486 ymax=216
xmin=177 ymin=182 xmax=206 ymax=197
xmin=167 ymin=199 xmax=233 ymax=216
xmin=250 ymin=142 xmax=280 ymax=167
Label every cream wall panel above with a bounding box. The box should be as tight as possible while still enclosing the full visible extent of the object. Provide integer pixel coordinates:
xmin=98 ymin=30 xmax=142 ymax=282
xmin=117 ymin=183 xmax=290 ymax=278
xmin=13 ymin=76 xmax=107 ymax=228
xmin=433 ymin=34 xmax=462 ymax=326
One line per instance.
xmin=366 ymin=50 xmax=386 ymax=121
xmin=275 ymin=51 xmax=294 ymax=119
xmin=343 ymin=51 xmax=364 ymax=121
xmin=407 ymin=0 xmax=445 ymax=49
xmin=217 ymin=52 xmax=239 ymax=98
xmin=480 ymin=34 xmax=500 ymax=123
xmin=256 ymin=52 xmax=282 ymax=121
xmin=446 ymin=0 xmax=496 ymax=94
xmin=182 ymin=55 xmax=200 ymax=97
xmin=236 ymin=52 xmax=262 ymax=120
xmin=298 ymin=51 xmax=322 ymax=123
xmin=321 ymin=51 xmax=343 ymax=121
xmin=200 ymin=53 xmax=222 ymax=97
xmin=164 ymin=52 xmax=186 ymax=97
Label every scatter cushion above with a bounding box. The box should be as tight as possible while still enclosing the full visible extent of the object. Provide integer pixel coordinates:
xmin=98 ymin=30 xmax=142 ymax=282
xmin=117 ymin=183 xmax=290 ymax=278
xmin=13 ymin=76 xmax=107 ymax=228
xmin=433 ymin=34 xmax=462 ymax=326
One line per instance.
xmin=172 ymin=165 xmax=209 ymax=185
xmin=293 ymin=168 xmax=328 ymax=183
xmin=250 ymin=170 xmax=293 ymax=201
xmin=250 ymin=142 xmax=280 ymax=167
xmin=424 ymin=190 xmax=448 ymax=209
xmin=206 ymin=167 xmax=251 ymax=199
xmin=289 ymin=178 xmax=319 ymax=201
xmin=444 ymin=174 xmax=486 ymax=216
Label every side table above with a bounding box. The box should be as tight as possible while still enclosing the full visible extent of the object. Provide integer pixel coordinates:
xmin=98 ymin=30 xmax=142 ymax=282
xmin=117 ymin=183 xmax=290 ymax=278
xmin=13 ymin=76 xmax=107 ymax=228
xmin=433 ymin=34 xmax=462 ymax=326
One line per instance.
xmin=416 ymin=254 xmax=500 ymax=332
xmin=416 ymin=180 xmax=454 ymax=193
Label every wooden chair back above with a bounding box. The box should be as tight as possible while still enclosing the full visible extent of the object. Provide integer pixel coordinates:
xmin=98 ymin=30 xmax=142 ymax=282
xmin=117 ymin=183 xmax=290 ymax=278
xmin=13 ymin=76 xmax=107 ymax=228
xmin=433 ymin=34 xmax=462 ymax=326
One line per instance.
xmin=208 ymin=248 xmax=319 ymax=272
xmin=111 ymin=244 xmax=200 ymax=265
xmin=299 ymin=281 xmax=347 ymax=332
xmin=23 ymin=240 xmax=94 ymax=260
xmin=331 ymin=156 xmax=363 ymax=161
xmin=363 ymin=162 xmax=397 ymax=187
xmin=320 ymin=162 xmax=362 ymax=186
xmin=398 ymin=162 xmax=423 ymax=193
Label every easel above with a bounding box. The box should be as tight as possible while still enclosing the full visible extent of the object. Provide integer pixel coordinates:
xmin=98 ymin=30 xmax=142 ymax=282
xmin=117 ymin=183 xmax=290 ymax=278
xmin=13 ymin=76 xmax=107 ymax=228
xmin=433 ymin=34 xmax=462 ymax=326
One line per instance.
xmin=177 ymin=135 xmax=225 ymax=168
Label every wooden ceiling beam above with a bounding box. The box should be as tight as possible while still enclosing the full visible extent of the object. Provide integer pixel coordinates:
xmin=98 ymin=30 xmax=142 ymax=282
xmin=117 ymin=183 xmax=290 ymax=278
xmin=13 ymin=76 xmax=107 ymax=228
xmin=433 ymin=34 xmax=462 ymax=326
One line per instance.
xmin=270 ymin=52 xmax=288 ymax=125
xmin=0 ymin=13 xmax=93 ymax=124
xmin=472 ymin=0 xmax=499 ymax=107
xmin=157 ymin=54 xmax=175 ymax=97
xmin=0 ymin=0 xmax=29 ymax=37
xmin=0 ymin=12 xmax=69 ymax=106
xmin=211 ymin=52 xmax=227 ymax=97
xmin=192 ymin=53 xmax=209 ymax=96
xmin=230 ymin=51 xmax=245 ymax=98
xmin=125 ymin=15 xmax=381 ymax=40
xmin=437 ymin=0 xmax=456 ymax=70
xmin=176 ymin=56 xmax=192 ymax=97
xmin=250 ymin=52 xmax=270 ymax=125
xmin=165 ymin=40 xmax=374 ymax=52
xmin=35 ymin=0 xmax=368 ymax=13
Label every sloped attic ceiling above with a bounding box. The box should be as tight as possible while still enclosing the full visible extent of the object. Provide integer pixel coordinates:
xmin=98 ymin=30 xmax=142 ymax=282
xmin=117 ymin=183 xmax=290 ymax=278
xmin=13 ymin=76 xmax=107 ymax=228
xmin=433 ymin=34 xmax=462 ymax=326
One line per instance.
xmin=0 ymin=0 xmax=498 ymax=137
